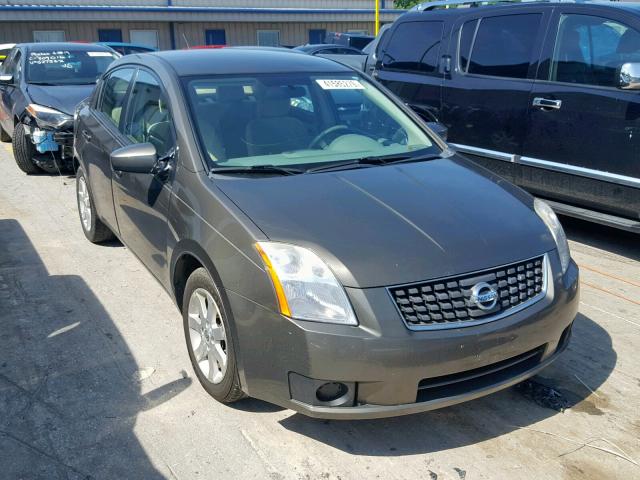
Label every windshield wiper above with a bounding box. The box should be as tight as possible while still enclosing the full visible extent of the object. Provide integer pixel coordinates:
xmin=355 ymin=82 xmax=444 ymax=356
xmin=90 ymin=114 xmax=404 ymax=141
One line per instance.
xmin=209 ymin=164 xmax=305 ymax=176
xmin=28 ymin=81 xmax=58 ymax=86
xmin=306 ymin=152 xmax=442 ymax=174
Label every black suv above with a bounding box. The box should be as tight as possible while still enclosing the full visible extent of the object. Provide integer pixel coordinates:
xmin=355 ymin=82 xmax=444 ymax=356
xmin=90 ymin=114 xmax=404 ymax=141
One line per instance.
xmin=375 ymin=0 xmax=640 ymax=232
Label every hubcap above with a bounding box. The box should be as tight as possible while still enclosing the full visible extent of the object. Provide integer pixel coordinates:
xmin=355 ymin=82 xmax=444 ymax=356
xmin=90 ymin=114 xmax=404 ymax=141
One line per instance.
xmin=77 ymin=177 xmax=92 ymax=231
xmin=187 ymin=288 xmax=228 ymax=384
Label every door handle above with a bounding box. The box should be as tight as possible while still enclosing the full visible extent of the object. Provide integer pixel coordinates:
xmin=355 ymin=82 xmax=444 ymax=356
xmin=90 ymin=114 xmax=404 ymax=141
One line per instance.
xmin=81 ymin=130 xmax=92 ymax=141
xmin=532 ymin=97 xmax=562 ymax=110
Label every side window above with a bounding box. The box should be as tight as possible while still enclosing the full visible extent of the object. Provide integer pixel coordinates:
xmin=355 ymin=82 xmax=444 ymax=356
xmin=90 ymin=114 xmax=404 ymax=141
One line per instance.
xmin=459 ymin=19 xmax=479 ymax=72
xmin=1 ymin=50 xmax=21 ymax=79
xmin=382 ymin=21 xmax=444 ymax=74
xmin=99 ymin=68 xmax=135 ymax=129
xmin=550 ymin=14 xmax=640 ymax=87
xmin=466 ymin=14 xmax=542 ymax=79
xmin=124 ymin=70 xmax=175 ymax=157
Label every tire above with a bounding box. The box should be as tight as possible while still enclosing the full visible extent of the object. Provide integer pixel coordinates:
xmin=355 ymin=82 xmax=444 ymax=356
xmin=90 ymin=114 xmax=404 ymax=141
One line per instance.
xmin=12 ymin=123 xmax=40 ymax=174
xmin=75 ymin=166 xmax=114 ymax=243
xmin=183 ymin=267 xmax=245 ymax=404
xmin=0 ymin=125 xmax=10 ymax=143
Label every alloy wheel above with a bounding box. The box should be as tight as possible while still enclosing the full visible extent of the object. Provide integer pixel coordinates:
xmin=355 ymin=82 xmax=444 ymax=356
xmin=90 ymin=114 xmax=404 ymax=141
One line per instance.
xmin=187 ymin=288 xmax=228 ymax=384
xmin=77 ymin=177 xmax=92 ymax=231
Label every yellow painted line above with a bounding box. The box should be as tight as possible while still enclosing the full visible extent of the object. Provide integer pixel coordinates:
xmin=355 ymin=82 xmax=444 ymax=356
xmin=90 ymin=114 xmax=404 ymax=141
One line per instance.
xmin=578 ymin=263 xmax=640 ymax=289
xmin=581 ymin=280 xmax=640 ymax=306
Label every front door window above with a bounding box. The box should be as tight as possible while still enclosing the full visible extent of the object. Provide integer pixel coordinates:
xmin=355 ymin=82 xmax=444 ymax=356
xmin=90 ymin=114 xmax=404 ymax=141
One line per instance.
xmin=550 ymin=14 xmax=640 ymax=87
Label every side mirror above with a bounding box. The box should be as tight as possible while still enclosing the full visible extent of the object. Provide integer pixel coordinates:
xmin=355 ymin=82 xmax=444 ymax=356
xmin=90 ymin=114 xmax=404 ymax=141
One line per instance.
xmin=0 ymin=74 xmax=13 ymax=85
xmin=619 ymin=62 xmax=640 ymax=90
xmin=110 ymin=143 xmax=157 ymax=174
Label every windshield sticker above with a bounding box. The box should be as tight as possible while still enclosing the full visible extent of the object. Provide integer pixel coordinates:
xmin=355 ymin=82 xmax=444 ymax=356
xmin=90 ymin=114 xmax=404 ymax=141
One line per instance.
xmin=28 ymin=51 xmax=71 ymax=65
xmin=315 ymin=79 xmax=364 ymax=90
xmin=87 ymin=51 xmax=114 ymax=57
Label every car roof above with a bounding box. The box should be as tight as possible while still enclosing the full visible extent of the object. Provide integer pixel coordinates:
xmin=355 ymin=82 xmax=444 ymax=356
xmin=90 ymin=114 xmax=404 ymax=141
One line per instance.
xmin=402 ymin=0 xmax=640 ymax=18
xmin=296 ymin=44 xmax=356 ymax=51
xmin=19 ymin=42 xmax=115 ymax=53
xmin=146 ymin=47 xmax=353 ymax=76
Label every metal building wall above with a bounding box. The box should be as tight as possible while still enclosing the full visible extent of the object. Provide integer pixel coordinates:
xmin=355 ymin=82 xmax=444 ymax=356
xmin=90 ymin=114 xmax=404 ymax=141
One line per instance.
xmin=174 ymin=21 xmax=376 ymax=48
xmin=0 ymin=21 xmax=172 ymax=47
xmin=0 ymin=20 xmax=380 ymax=49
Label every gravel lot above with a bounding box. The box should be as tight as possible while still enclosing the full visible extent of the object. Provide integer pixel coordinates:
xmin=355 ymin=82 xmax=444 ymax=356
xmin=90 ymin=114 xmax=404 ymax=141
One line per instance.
xmin=0 ymin=142 xmax=638 ymax=480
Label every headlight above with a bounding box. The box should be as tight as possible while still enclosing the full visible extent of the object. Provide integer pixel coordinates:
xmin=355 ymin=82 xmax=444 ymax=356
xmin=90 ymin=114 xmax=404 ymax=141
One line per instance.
xmin=255 ymin=242 xmax=357 ymax=325
xmin=534 ymin=199 xmax=570 ymax=273
xmin=26 ymin=104 xmax=72 ymax=129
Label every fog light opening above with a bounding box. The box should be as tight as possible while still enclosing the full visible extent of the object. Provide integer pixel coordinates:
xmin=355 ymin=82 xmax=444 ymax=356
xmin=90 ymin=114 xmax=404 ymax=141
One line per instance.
xmin=316 ymin=382 xmax=348 ymax=403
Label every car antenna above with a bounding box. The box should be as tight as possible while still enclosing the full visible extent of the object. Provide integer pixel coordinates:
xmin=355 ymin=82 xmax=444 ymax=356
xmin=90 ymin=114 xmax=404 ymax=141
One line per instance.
xmin=182 ymin=33 xmax=191 ymax=49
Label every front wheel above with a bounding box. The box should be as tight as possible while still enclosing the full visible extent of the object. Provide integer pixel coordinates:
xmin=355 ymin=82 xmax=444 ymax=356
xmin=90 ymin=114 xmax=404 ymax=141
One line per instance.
xmin=12 ymin=123 xmax=40 ymax=174
xmin=76 ymin=166 xmax=114 ymax=243
xmin=183 ymin=267 xmax=244 ymax=403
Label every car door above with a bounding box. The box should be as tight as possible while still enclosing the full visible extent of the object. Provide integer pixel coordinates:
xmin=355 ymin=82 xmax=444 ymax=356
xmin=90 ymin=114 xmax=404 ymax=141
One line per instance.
xmin=521 ymin=5 xmax=640 ymax=220
xmin=442 ymin=7 xmax=549 ymax=160
xmin=77 ymin=67 xmax=136 ymax=232
xmin=0 ymin=48 xmax=22 ymax=136
xmin=376 ymin=19 xmax=446 ymax=121
xmin=111 ymin=68 xmax=176 ymax=281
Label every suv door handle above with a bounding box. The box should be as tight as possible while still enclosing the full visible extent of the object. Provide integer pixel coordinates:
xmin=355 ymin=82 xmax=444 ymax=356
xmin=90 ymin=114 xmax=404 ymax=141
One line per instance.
xmin=532 ymin=97 xmax=562 ymax=110
xmin=81 ymin=129 xmax=92 ymax=141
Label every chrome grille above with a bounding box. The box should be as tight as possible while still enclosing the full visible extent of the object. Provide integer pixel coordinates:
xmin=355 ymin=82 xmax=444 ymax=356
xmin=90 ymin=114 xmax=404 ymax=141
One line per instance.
xmin=389 ymin=255 xmax=547 ymax=329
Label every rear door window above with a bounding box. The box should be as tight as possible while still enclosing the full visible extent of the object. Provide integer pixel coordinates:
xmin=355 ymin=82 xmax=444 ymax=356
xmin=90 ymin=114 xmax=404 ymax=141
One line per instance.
xmin=98 ymin=68 xmax=135 ymax=129
xmin=550 ymin=14 xmax=640 ymax=87
xmin=465 ymin=14 xmax=542 ymax=79
xmin=382 ymin=21 xmax=444 ymax=74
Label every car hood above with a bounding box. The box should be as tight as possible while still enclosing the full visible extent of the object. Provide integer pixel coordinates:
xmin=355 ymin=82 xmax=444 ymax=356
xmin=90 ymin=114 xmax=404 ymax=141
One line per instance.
xmin=26 ymin=84 xmax=95 ymax=115
xmin=216 ymin=157 xmax=556 ymax=288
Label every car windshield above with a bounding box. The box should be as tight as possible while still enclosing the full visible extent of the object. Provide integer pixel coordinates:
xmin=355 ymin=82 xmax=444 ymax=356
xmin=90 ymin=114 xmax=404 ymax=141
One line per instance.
xmin=26 ymin=49 xmax=117 ymax=85
xmin=184 ymin=72 xmax=439 ymax=171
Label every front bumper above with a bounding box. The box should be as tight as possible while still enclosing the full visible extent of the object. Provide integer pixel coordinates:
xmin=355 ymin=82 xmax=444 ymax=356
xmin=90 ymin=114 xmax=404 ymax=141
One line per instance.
xmin=24 ymin=124 xmax=74 ymax=168
xmin=228 ymin=252 xmax=579 ymax=419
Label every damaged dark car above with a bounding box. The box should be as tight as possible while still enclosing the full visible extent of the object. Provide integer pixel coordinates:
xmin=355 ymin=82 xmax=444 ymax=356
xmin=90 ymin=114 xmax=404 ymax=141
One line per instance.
xmin=0 ymin=42 xmax=117 ymax=173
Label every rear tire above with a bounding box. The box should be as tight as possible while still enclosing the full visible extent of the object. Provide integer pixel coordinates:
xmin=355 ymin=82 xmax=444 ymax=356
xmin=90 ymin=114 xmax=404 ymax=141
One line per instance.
xmin=183 ymin=267 xmax=245 ymax=404
xmin=76 ymin=166 xmax=114 ymax=243
xmin=12 ymin=123 xmax=40 ymax=174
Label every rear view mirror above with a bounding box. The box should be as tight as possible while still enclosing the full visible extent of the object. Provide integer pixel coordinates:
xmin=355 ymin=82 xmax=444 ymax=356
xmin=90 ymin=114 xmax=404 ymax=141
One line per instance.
xmin=618 ymin=62 xmax=640 ymax=90
xmin=110 ymin=143 xmax=157 ymax=174
xmin=0 ymin=74 xmax=13 ymax=85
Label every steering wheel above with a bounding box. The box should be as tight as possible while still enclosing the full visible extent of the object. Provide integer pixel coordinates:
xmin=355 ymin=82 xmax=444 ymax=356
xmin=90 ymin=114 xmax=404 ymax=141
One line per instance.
xmin=309 ymin=125 xmax=350 ymax=149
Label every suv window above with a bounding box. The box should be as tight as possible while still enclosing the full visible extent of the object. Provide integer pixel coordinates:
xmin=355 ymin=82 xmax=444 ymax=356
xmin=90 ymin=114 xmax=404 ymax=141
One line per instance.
xmin=124 ymin=70 xmax=174 ymax=156
xmin=99 ymin=68 xmax=135 ymax=128
xmin=550 ymin=14 xmax=640 ymax=87
xmin=382 ymin=21 xmax=444 ymax=73
xmin=465 ymin=14 xmax=542 ymax=79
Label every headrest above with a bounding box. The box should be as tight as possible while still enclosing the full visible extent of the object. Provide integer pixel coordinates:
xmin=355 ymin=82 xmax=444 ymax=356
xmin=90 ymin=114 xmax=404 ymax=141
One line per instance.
xmin=217 ymin=84 xmax=246 ymax=102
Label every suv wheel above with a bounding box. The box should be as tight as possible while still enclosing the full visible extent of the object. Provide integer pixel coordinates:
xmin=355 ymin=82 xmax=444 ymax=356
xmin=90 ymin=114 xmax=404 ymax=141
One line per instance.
xmin=76 ymin=166 xmax=114 ymax=243
xmin=12 ymin=123 xmax=40 ymax=174
xmin=183 ymin=268 xmax=245 ymax=403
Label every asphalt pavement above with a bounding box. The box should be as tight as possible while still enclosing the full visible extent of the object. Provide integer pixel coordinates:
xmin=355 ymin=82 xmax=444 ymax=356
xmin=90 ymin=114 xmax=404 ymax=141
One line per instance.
xmin=0 ymin=142 xmax=638 ymax=480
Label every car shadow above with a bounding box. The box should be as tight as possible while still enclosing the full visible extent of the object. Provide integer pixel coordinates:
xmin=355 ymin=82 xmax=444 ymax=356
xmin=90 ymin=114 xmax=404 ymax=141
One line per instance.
xmin=561 ymin=215 xmax=640 ymax=262
xmin=0 ymin=219 xmax=190 ymax=478
xmin=279 ymin=312 xmax=614 ymax=456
